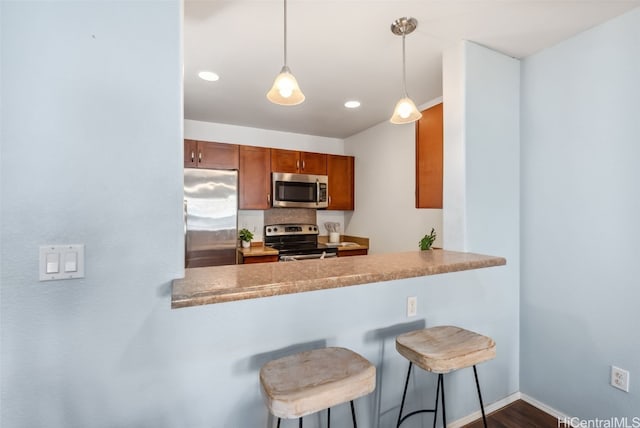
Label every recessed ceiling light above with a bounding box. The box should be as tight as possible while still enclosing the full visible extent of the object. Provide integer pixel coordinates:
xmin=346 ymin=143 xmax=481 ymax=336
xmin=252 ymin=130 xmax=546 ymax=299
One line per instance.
xmin=198 ymin=71 xmax=219 ymax=82
xmin=344 ymin=100 xmax=361 ymax=109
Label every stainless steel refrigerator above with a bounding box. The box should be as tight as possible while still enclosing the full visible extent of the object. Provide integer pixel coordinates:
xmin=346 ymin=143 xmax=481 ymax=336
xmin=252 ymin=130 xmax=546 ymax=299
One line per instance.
xmin=184 ymin=168 xmax=238 ymax=268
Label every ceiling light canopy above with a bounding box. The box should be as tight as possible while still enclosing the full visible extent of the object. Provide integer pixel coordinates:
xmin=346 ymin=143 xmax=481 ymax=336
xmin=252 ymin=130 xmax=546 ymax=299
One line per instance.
xmin=389 ymin=17 xmax=422 ymax=125
xmin=344 ymin=100 xmax=361 ymax=109
xmin=267 ymin=0 xmax=305 ymax=106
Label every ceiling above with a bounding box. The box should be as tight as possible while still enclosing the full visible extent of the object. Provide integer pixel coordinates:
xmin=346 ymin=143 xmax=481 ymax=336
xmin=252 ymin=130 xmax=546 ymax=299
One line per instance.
xmin=184 ymin=1 xmax=640 ymax=139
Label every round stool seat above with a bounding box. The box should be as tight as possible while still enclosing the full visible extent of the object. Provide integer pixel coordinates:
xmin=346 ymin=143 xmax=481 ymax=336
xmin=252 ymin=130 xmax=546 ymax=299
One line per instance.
xmin=396 ymin=325 xmax=496 ymax=374
xmin=260 ymin=347 xmax=376 ymax=419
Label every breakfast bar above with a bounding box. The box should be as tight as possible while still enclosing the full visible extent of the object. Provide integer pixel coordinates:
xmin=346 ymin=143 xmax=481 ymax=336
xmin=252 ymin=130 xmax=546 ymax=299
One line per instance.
xmin=171 ymin=249 xmax=506 ymax=308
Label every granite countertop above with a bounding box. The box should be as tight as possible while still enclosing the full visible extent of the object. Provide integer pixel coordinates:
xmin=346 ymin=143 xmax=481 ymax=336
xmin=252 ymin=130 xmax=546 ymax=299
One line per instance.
xmin=172 ymin=249 xmax=506 ymax=309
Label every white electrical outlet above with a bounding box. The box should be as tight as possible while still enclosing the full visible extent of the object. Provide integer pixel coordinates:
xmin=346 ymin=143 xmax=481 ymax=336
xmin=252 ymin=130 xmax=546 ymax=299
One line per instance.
xmin=611 ymin=366 xmax=630 ymax=392
xmin=407 ymin=296 xmax=417 ymax=317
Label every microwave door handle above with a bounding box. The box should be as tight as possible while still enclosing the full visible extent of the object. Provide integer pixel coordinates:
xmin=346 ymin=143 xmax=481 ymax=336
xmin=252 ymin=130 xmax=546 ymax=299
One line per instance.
xmin=316 ymin=179 xmax=320 ymax=206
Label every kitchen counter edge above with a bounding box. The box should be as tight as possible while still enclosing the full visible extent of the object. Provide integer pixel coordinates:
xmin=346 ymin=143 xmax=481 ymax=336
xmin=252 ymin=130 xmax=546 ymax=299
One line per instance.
xmin=171 ymin=249 xmax=506 ymax=309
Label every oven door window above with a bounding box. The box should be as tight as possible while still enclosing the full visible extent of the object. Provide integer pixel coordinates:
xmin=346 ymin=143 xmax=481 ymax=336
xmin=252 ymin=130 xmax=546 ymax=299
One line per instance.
xmin=275 ymin=181 xmax=316 ymax=203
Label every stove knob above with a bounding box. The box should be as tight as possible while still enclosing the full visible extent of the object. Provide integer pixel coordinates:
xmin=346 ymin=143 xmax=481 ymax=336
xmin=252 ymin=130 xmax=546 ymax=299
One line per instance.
xmin=313 ymin=226 xmax=317 ymax=231
xmin=267 ymin=228 xmax=271 ymax=233
xmin=273 ymin=227 xmax=278 ymax=232
xmin=308 ymin=226 xmax=312 ymax=231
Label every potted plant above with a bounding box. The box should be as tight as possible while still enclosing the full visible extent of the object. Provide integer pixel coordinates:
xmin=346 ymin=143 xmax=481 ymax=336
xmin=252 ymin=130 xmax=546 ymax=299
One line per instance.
xmin=419 ymin=228 xmax=437 ymax=251
xmin=239 ymin=228 xmax=254 ymax=249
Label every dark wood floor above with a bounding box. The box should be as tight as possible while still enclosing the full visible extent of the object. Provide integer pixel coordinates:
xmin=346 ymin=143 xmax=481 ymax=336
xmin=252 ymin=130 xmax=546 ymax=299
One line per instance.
xmin=462 ymin=400 xmax=558 ymax=428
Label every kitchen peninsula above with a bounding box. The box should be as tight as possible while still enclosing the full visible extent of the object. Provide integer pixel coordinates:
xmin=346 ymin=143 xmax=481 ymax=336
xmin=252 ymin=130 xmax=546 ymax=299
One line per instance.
xmin=172 ymin=249 xmax=506 ymax=308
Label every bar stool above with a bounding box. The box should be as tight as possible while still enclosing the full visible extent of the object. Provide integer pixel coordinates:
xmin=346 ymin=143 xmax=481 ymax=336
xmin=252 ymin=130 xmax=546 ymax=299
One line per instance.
xmin=260 ymin=347 xmax=376 ymax=427
xmin=395 ymin=326 xmax=496 ymax=428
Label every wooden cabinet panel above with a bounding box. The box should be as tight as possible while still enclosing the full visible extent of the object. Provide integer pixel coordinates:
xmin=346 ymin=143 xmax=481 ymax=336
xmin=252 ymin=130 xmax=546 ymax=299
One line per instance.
xmin=241 ymin=254 xmax=279 ymax=264
xmin=271 ymin=149 xmax=327 ymax=174
xmin=185 ymin=140 xmax=239 ymax=170
xmin=198 ymin=141 xmax=239 ymax=170
xmin=300 ymin=152 xmax=327 ymax=175
xmin=327 ymin=155 xmax=354 ymax=210
xmin=270 ymin=148 xmax=300 ymax=173
xmin=239 ymin=145 xmax=271 ymax=209
xmin=415 ymin=103 xmax=443 ymax=209
xmin=184 ymin=139 xmax=198 ymax=168
xmin=338 ymin=249 xmax=368 ymax=257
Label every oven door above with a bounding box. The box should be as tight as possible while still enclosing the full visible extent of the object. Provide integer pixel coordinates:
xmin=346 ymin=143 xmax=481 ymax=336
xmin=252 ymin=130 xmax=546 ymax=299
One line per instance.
xmin=279 ymin=252 xmax=338 ymax=262
xmin=272 ymin=172 xmax=328 ymax=208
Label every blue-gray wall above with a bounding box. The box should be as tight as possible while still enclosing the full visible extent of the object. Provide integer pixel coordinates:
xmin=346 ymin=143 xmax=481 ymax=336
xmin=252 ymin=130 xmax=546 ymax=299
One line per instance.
xmin=520 ymin=8 xmax=640 ymax=418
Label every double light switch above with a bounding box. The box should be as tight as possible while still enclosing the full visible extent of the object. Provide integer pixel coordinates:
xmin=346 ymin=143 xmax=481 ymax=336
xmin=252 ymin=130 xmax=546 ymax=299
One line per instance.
xmin=39 ymin=244 xmax=85 ymax=281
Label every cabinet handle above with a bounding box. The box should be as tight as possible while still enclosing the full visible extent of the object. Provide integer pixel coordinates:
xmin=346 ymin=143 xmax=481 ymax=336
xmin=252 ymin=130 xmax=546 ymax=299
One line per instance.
xmin=302 ymin=160 xmax=306 ymax=170
xmin=329 ymin=195 xmax=332 ymax=205
xmin=198 ymin=152 xmax=202 ymax=163
xmin=267 ymin=194 xmax=271 ymax=204
xmin=296 ymin=160 xmax=300 ymax=170
xmin=190 ymin=151 xmax=195 ymax=162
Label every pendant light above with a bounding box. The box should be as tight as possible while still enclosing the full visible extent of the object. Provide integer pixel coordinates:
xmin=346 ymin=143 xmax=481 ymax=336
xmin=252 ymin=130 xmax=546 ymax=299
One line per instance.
xmin=389 ymin=17 xmax=422 ymax=124
xmin=267 ymin=0 xmax=305 ymax=106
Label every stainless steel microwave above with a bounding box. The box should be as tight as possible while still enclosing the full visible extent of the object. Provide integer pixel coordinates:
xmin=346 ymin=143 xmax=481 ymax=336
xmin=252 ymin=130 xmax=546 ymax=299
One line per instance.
xmin=272 ymin=172 xmax=328 ymax=208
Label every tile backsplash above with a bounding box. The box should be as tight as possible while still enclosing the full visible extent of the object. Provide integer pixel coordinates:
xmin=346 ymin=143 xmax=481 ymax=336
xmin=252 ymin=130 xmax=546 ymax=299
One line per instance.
xmin=264 ymin=208 xmax=316 ymax=225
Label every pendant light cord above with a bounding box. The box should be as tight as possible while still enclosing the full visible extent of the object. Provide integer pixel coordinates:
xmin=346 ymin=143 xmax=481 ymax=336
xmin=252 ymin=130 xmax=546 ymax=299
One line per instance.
xmin=402 ymin=33 xmax=408 ymax=97
xmin=283 ymin=0 xmax=288 ymax=66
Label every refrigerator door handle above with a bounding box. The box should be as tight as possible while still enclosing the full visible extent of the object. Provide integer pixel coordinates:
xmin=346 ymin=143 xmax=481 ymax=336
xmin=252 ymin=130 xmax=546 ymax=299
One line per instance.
xmin=183 ymin=199 xmax=188 ymax=266
xmin=183 ymin=199 xmax=188 ymax=235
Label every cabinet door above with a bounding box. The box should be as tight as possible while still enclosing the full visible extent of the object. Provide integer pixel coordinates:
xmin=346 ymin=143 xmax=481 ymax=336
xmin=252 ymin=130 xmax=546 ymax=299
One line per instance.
xmin=270 ymin=148 xmax=300 ymax=173
xmin=300 ymin=152 xmax=327 ymax=175
xmin=415 ymin=103 xmax=443 ymax=208
xmin=327 ymin=155 xmax=355 ymax=210
xmin=184 ymin=139 xmax=198 ymax=168
xmin=240 ymin=145 xmax=271 ymax=209
xmin=197 ymin=141 xmax=239 ymax=170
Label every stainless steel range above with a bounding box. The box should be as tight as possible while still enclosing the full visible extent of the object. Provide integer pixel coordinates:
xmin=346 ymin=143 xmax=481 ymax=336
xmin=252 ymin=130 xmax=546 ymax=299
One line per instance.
xmin=264 ymin=223 xmax=338 ymax=262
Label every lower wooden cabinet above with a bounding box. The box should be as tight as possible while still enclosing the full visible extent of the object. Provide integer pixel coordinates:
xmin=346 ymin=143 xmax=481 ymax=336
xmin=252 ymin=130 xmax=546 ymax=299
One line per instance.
xmin=338 ymin=249 xmax=368 ymax=257
xmin=240 ymin=254 xmax=279 ymax=264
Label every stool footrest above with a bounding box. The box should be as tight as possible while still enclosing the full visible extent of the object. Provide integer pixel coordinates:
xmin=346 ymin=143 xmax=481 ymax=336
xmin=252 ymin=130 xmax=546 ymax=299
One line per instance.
xmin=398 ymin=409 xmax=436 ymax=427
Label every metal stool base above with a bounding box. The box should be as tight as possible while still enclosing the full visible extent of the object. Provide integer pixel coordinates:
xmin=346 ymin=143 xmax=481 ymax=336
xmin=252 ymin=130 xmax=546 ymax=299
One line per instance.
xmin=276 ymin=400 xmax=358 ymax=428
xmin=396 ymin=362 xmax=487 ymax=428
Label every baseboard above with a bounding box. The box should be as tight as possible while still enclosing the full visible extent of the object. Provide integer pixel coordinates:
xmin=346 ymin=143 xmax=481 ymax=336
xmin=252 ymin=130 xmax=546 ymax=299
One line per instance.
xmin=448 ymin=391 xmax=576 ymax=428
xmin=448 ymin=392 xmax=521 ymax=428
xmin=520 ymin=393 xmax=576 ymax=427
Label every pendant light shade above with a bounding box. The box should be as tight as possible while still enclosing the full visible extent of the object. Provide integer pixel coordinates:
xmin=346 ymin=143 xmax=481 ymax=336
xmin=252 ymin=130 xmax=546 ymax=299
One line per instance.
xmin=267 ymin=0 xmax=305 ymax=106
xmin=391 ymin=97 xmax=422 ymax=124
xmin=267 ymin=66 xmax=305 ymax=105
xmin=389 ymin=17 xmax=422 ymax=124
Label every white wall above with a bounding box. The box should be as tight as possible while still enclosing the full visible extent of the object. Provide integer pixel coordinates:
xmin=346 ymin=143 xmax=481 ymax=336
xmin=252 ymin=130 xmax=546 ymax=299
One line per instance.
xmin=185 ymin=119 xmax=345 ymax=154
xmin=343 ymin=99 xmax=444 ymax=254
xmin=184 ymin=119 xmax=347 ymax=240
xmin=520 ymin=8 xmax=640 ymax=418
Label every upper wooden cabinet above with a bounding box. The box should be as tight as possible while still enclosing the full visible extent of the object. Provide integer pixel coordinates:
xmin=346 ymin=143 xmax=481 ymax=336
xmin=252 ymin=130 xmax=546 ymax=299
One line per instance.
xmin=271 ymin=149 xmax=327 ymax=175
xmin=184 ymin=139 xmax=198 ymax=168
xmin=184 ymin=140 xmax=239 ymax=170
xmin=239 ymin=145 xmax=271 ymax=210
xmin=327 ymin=155 xmax=355 ymax=211
xmin=415 ymin=103 xmax=443 ymax=209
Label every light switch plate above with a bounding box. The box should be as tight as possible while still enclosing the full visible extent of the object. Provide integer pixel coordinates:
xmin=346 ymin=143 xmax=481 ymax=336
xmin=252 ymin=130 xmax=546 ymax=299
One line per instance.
xmin=39 ymin=245 xmax=85 ymax=281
